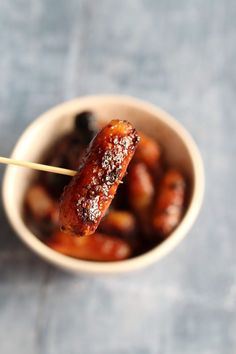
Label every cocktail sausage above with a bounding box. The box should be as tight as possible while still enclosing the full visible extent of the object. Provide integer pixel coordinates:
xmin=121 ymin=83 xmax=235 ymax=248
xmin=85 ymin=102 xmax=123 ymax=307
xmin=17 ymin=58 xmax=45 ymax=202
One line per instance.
xmin=152 ymin=169 xmax=186 ymax=237
xmin=59 ymin=120 xmax=139 ymax=236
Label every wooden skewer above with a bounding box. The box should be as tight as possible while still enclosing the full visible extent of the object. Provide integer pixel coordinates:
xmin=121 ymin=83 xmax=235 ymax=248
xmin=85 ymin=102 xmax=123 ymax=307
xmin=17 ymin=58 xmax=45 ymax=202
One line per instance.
xmin=0 ymin=156 xmax=124 ymax=183
xmin=0 ymin=157 xmax=77 ymax=177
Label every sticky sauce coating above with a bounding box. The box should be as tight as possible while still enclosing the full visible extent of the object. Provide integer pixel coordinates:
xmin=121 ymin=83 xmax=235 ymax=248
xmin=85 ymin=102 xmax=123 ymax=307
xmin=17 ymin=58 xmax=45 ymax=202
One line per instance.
xmin=59 ymin=120 xmax=139 ymax=236
xmin=47 ymin=231 xmax=131 ymax=261
xmin=152 ymin=169 xmax=186 ymax=238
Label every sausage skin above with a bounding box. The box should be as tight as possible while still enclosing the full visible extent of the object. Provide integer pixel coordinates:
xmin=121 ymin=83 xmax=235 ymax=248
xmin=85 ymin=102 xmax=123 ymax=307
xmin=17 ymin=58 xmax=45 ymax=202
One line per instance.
xmin=99 ymin=210 xmax=136 ymax=239
xmin=127 ymin=162 xmax=155 ymax=214
xmin=134 ymin=132 xmax=161 ymax=172
xmin=127 ymin=161 xmax=155 ymax=237
xmin=59 ymin=120 xmax=139 ymax=236
xmin=47 ymin=231 xmax=131 ymax=261
xmin=152 ymin=169 xmax=186 ymax=238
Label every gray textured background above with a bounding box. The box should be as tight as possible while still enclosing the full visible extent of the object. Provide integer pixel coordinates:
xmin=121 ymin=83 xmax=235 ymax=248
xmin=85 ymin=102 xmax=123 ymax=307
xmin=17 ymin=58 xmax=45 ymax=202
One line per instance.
xmin=0 ymin=1 xmax=235 ymax=353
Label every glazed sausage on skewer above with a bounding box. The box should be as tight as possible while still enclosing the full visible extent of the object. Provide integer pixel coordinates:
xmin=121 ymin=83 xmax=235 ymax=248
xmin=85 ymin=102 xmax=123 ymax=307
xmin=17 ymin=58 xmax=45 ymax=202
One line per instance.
xmin=59 ymin=120 xmax=139 ymax=236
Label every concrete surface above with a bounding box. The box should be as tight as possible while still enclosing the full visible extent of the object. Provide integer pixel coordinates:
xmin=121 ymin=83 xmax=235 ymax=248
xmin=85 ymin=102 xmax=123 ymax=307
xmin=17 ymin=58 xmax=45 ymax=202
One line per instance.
xmin=0 ymin=1 xmax=235 ymax=353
